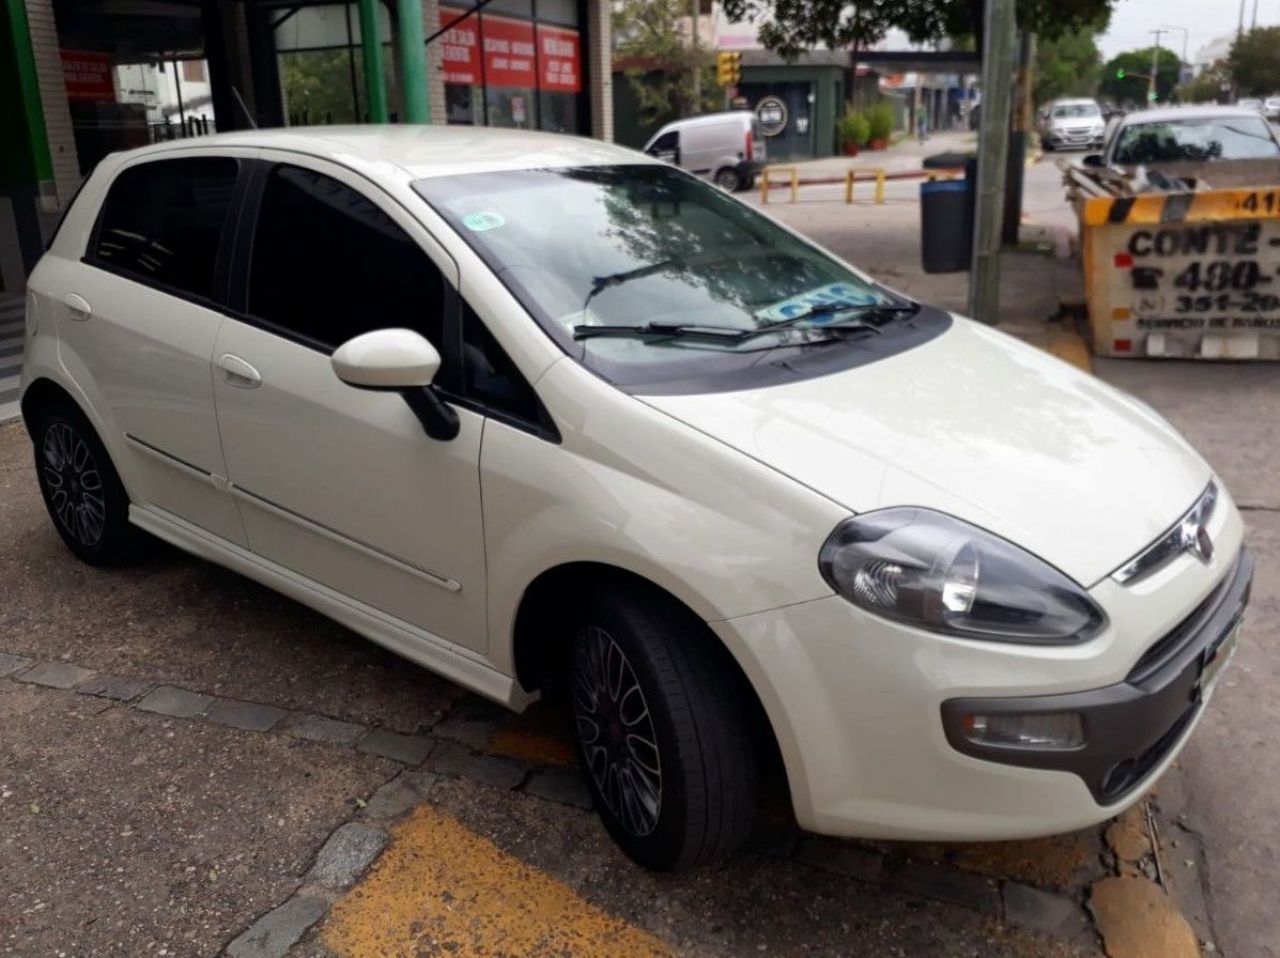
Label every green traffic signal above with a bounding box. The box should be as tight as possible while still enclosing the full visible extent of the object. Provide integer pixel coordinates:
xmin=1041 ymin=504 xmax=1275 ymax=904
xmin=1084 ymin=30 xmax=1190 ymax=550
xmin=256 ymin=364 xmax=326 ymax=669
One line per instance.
xmin=1116 ymin=68 xmax=1126 ymax=79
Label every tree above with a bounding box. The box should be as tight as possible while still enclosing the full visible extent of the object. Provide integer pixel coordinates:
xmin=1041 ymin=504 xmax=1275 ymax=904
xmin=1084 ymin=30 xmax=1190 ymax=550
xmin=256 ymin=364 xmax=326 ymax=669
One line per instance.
xmin=1099 ymin=47 xmax=1183 ymax=107
xmin=1229 ymin=26 xmax=1280 ymax=96
xmin=1032 ymin=26 xmax=1102 ymax=105
xmin=1178 ymin=63 xmax=1231 ymax=105
xmin=718 ymin=0 xmax=1116 ymax=60
xmin=614 ymin=0 xmax=720 ymax=128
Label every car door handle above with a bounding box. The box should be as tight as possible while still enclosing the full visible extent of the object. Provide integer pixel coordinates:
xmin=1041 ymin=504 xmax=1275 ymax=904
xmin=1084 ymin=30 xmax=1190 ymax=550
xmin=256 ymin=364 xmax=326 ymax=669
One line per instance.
xmin=217 ymin=353 xmax=262 ymax=389
xmin=64 ymin=293 xmax=92 ymax=322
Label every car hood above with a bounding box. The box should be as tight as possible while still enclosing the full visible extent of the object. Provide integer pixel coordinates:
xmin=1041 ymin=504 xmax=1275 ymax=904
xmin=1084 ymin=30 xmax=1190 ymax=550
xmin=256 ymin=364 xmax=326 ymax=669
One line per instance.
xmin=641 ymin=317 xmax=1211 ymax=587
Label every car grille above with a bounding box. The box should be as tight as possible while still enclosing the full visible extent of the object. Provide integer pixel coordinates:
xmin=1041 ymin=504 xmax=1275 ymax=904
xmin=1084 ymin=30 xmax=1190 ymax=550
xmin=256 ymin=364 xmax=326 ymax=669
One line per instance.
xmin=1126 ymin=559 xmax=1236 ymax=684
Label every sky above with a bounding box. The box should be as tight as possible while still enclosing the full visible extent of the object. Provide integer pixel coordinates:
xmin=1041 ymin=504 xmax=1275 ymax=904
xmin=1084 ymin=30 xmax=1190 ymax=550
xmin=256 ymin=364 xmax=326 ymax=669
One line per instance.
xmin=1098 ymin=0 xmax=1280 ymax=63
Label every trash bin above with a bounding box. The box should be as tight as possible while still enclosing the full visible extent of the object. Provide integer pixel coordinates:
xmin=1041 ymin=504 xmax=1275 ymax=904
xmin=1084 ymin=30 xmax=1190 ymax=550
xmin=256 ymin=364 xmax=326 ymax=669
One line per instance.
xmin=920 ymin=180 xmax=970 ymax=273
xmin=919 ymin=152 xmax=977 ymax=273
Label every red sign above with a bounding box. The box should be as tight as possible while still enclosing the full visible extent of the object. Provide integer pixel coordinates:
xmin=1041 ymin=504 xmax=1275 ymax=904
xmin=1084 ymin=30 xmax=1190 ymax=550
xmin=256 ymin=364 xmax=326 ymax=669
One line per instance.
xmin=537 ymin=23 xmax=581 ymax=93
xmin=60 ymin=50 xmax=114 ymax=102
xmin=481 ymin=14 xmax=535 ymax=88
xmin=440 ymin=9 xmax=576 ymax=91
xmin=439 ymin=7 xmax=480 ymax=85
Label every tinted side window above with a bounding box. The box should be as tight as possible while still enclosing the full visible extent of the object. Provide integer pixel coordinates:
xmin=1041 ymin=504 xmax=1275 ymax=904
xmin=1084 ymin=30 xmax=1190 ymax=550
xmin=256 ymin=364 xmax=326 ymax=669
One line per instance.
xmin=461 ymin=302 xmax=544 ymax=426
xmin=91 ymin=157 xmax=238 ymax=300
xmin=248 ymin=165 xmax=445 ymax=351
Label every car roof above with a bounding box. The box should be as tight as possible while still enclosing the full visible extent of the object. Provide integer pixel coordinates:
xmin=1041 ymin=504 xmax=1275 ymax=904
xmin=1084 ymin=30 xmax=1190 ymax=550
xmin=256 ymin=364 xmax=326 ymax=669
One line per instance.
xmin=1116 ymin=105 xmax=1266 ymax=126
xmin=654 ymin=111 xmax=753 ymax=133
xmin=1049 ymin=98 xmax=1098 ymax=106
xmin=104 ymin=125 xmax=654 ymax=179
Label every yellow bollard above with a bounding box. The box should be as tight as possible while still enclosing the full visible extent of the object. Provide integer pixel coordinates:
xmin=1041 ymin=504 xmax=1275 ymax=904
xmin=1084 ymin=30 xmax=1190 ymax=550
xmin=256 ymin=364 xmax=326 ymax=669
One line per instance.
xmin=789 ymin=166 xmax=798 ymax=204
xmin=844 ymin=169 xmax=855 ymax=205
xmin=761 ymin=169 xmax=770 ymax=204
xmin=875 ymin=169 xmax=886 ymax=205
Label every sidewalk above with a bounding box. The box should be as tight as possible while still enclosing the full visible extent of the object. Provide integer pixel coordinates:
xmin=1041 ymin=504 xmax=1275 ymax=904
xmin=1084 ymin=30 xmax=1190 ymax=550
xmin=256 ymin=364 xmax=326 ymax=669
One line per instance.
xmin=769 ymin=129 xmax=978 ymax=177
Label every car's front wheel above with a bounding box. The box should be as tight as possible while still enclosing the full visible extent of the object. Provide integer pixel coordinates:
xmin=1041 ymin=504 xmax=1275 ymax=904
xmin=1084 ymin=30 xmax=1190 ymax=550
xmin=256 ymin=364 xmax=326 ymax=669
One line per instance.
xmin=30 ymin=401 xmax=142 ymax=565
xmin=714 ymin=167 xmax=743 ymax=191
xmin=569 ymin=583 xmax=759 ymax=871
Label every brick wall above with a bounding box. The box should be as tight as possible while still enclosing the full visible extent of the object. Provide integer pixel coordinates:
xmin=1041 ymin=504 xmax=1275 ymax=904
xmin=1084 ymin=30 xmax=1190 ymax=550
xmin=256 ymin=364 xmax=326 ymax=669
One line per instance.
xmin=586 ymin=0 xmax=612 ymax=141
xmin=422 ymin=0 xmax=446 ymax=123
xmin=23 ymin=0 xmax=79 ymax=208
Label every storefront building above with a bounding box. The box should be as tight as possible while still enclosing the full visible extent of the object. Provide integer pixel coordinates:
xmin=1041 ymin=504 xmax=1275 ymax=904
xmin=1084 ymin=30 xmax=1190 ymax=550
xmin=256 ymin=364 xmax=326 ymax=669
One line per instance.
xmin=0 ymin=0 xmax=614 ymax=294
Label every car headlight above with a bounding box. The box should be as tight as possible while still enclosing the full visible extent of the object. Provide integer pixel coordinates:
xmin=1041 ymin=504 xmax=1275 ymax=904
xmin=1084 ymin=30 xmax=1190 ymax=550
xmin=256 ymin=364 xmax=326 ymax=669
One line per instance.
xmin=818 ymin=508 xmax=1107 ymax=644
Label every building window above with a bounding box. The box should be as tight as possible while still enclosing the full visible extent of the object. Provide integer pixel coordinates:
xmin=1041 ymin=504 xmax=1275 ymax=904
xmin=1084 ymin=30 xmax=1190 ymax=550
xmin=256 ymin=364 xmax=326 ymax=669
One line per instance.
xmin=440 ymin=0 xmax=582 ymax=133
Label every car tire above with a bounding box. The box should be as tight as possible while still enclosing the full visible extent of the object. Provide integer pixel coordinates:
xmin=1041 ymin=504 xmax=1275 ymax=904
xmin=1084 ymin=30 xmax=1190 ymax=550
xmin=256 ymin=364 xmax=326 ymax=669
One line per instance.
xmin=30 ymin=401 xmax=143 ymax=565
xmin=1043 ymin=142 xmax=1055 ymax=152
xmin=714 ymin=167 xmax=742 ymax=191
xmin=568 ymin=583 xmax=759 ymax=871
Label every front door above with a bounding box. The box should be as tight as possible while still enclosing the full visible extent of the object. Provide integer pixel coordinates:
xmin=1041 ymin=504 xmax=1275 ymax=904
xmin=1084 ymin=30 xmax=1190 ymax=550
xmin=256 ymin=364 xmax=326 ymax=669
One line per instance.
xmin=211 ymin=158 xmax=488 ymax=652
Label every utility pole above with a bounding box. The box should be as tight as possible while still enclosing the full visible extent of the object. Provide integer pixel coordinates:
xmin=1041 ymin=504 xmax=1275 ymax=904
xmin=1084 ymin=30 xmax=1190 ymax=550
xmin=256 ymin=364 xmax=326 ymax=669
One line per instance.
xmin=968 ymin=0 xmax=1017 ymax=323
xmin=690 ymin=0 xmax=701 ymax=113
xmin=1002 ymin=31 xmax=1033 ymax=246
xmin=1237 ymin=0 xmax=1246 ymax=42
xmin=1149 ymin=29 xmax=1165 ymax=104
xmin=1252 ymin=0 xmax=1259 ymax=30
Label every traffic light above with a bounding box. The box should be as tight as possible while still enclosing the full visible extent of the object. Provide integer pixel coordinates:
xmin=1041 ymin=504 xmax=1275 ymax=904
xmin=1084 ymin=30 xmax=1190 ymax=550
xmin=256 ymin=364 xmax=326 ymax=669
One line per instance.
xmin=1116 ymin=68 xmax=1126 ymax=79
xmin=716 ymin=51 xmax=741 ymax=87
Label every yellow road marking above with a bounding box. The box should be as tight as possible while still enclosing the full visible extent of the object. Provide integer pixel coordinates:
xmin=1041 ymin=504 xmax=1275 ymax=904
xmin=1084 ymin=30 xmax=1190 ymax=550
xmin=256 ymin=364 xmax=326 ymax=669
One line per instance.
xmin=322 ymin=805 xmax=673 ymax=958
xmin=1046 ymin=330 xmax=1094 ymax=373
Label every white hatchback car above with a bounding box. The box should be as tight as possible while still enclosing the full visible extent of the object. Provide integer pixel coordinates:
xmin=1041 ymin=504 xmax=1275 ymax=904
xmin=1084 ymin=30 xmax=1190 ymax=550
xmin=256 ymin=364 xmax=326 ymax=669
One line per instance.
xmin=20 ymin=127 xmax=1251 ymax=871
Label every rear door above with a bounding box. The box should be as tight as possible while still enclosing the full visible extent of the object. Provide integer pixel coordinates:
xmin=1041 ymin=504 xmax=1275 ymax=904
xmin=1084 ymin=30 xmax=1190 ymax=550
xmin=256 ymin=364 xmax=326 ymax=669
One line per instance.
xmin=72 ymin=154 xmax=248 ymax=544
xmin=210 ymin=156 xmax=489 ymax=651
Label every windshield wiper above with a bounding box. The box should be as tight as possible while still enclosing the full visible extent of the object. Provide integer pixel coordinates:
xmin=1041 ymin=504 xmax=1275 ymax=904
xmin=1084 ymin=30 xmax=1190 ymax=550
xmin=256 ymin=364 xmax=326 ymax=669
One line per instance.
xmin=573 ymin=322 xmax=750 ymax=341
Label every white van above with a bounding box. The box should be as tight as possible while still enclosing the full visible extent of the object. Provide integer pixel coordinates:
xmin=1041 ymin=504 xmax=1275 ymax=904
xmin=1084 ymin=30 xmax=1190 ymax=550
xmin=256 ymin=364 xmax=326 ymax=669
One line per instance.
xmin=643 ymin=111 xmax=765 ymax=191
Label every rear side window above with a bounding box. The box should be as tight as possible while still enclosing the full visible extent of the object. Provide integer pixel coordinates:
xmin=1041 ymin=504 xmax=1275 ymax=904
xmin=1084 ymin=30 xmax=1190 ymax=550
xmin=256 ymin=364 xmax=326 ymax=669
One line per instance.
xmin=247 ymin=165 xmax=446 ymax=352
xmin=90 ymin=157 xmax=238 ymax=300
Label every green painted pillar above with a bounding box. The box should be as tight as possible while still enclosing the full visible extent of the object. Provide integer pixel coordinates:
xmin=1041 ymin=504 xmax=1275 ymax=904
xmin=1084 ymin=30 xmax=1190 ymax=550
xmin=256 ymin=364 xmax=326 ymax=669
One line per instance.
xmin=358 ymin=0 xmax=389 ymax=122
xmin=396 ymin=0 xmax=429 ymax=122
xmin=3 ymin=0 xmax=55 ymax=190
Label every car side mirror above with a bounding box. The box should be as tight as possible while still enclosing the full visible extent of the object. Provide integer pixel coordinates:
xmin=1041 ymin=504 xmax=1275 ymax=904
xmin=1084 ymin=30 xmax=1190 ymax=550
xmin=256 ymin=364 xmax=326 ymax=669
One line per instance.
xmin=332 ymin=328 xmax=441 ymax=389
xmin=332 ymin=329 xmax=459 ymax=441
xmin=1082 ymin=153 xmax=1105 ymax=168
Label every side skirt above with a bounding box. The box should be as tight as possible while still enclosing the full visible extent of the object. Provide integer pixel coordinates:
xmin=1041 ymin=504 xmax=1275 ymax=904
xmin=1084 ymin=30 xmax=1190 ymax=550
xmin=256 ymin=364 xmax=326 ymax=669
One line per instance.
xmin=128 ymin=503 xmax=535 ymax=711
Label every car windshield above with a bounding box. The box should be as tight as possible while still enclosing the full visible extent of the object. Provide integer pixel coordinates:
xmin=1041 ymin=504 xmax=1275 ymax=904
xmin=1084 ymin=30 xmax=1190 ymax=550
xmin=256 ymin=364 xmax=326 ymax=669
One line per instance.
xmin=1053 ymin=104 xmax=1099 ymax=118
xmin=414 ymin=165 xmax=930 ymax=392
xmin=1113 ymin=116 xmax=1280 ymax=163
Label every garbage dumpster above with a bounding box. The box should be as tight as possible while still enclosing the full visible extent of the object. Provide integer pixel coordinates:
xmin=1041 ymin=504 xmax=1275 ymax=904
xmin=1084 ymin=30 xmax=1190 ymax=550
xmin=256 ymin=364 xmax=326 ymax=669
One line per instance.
xmin=1068 ymin=162 xmax=1280 ymax=359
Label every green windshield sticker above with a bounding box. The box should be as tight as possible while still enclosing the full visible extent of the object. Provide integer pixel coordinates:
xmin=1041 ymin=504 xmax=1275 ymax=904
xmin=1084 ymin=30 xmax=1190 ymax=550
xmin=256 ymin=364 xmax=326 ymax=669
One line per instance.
xmin=462 ymin=211 xmax=506 ymax=232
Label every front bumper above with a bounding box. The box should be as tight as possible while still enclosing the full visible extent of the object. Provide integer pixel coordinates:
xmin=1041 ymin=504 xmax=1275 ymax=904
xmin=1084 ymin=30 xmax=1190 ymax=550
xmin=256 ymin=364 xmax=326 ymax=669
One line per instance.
xmin=712 ymin=490 xmax=1246 ymax=841
xmin=1045 ymin=131 xmax=1105 ymax=148
xmin=942 ymin=548 xmax=1251 ymax=805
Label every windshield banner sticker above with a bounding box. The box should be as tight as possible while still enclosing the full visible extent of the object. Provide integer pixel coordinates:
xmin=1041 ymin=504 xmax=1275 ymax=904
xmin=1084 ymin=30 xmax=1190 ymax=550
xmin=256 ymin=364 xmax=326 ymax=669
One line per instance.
xmin=755 ymin=282 xmax=879 ymax=323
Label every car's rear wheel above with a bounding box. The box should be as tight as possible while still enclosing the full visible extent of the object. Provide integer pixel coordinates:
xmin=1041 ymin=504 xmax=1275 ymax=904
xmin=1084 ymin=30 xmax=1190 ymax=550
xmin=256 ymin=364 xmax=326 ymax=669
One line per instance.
xmin=714 ymin=167 xmax=743 ymax=191
xmin=30 ymin=402 xmax=141 ymax=565
xmin=568 ymin=583 xmax=758 ymax=871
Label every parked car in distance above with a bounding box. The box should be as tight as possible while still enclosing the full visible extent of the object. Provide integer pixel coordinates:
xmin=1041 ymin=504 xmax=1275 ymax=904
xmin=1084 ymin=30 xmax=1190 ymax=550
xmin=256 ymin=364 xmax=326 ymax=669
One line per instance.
xmin=642 ymin=110 xmax=764 ymax=191
xmin=1040 ymin=97 xmax=1107 ymax=151
xmin=1265 ymin=96 xmax=1280 ymax=120
xmin=1086 ymin=105 xmax=1280 ymax=169
xmin=1236 ymin=97 xmax=1264 ymax=114
xmin=20 ymin=127 xmax=1251 ymax=871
